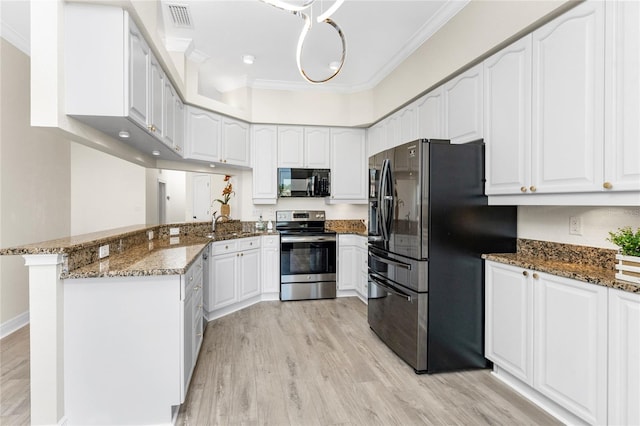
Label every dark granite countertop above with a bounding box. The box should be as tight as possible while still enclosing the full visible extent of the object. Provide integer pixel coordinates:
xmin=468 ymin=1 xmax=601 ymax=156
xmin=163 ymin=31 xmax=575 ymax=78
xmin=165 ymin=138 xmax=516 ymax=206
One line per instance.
xmin=483 ymin=239 xmax=640 ymax=294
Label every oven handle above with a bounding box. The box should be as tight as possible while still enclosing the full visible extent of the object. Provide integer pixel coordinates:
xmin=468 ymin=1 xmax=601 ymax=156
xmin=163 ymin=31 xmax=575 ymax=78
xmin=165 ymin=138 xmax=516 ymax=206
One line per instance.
xmin=281 ymin=235 xmax=337 ymax=243
xmin=368 ymin=272 xmax=411 ymax=302
xmin=368 ymin=251 xmax=411 ymax=270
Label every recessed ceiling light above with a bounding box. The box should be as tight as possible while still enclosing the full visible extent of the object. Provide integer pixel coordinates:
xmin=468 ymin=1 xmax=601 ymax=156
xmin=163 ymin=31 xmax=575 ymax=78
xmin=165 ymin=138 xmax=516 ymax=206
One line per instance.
xmin=329 ymin=61 xmax=341 ymax=71
xmin=118 ymin=130 xmax=130 ymax=138
xmin=209 ymin=164 xmax=216 ymax=168
xmin=242 ymin=54 xmax=255 ymax=65
xmin=152 ymin=150 xmax=160 ymax=156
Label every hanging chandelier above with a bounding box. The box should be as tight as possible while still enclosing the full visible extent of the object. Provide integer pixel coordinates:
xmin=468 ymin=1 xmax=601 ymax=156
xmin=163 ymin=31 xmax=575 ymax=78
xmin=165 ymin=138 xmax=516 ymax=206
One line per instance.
xmin=260 ymin=0 xmax=346 ymax=84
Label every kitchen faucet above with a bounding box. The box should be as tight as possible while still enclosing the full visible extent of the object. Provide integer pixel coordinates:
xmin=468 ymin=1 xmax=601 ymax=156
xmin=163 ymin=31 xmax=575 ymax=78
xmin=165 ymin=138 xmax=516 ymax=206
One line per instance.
xmin=212 ymin=212 xmax=229 ymax=232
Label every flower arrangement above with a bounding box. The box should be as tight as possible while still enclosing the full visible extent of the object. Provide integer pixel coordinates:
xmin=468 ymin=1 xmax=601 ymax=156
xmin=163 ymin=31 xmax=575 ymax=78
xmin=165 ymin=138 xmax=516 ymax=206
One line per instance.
xmin=215 ymin=175 xmax=235 ymax=205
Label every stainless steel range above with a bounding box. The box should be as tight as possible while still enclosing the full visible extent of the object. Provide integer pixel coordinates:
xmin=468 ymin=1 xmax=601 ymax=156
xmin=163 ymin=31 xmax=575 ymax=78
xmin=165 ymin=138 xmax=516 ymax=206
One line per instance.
xmin=276 ymin=210 xmax=337 ymax=301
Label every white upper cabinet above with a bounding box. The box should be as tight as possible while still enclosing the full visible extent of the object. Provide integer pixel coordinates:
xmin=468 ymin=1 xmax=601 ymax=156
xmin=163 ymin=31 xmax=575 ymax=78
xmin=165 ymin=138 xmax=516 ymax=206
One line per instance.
xmin=277 ymin=126 xmax=304 ymax=167
xmin=64 ymin=4 xmax=182 ymax=158
xmin=366 ymin=122 xmax=384 ymax=158
xmin=127 ymin=19 xmax=149 ymax=128
xmin=174 ymin=99 xmax=185 ymax=155
xmin=604 ymin=0 xmax=640 ymax=193
xmin=531 ymin=0 xmax=605 ymax=194
xmin=416 ymin=87 xmax=445 ymax=139
xmin=251 ymin=125 xmax=278 ymax=204
xmin=384 ymin=113 xmax=400 ymax=151
xmin=398 ymin=104 xmax=417 ymax=143
xmin=484 ymin=35 xmax=532 ymax=195
xmin=277 ymin=126 xmax=330 ymax=168
xmin=304 ymin=127 xmax=331 ymax=168
xmin=329 ymin=128 xmax=367 ymax=202
xmin=149 ymin=55 xmax=164 ymax=136
xmin=184 ymin=106 xmax=221 ymax=161
xmin=184 ymin=106 xmax=250 ymax=167
xmin=444 ymin=63 xmax=484 ymax=144
xmin=221 ymin=117 xmax=250 ymax=167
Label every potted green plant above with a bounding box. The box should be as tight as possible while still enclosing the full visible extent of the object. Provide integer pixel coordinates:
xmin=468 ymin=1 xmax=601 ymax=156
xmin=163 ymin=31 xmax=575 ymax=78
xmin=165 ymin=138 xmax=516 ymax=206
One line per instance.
xmin=608 ymin=227 xmax=640 ymax=284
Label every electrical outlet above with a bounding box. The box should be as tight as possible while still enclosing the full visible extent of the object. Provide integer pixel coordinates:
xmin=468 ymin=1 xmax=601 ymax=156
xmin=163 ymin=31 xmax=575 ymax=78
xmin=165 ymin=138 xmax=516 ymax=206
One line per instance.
xmin=569 ymin=216 xmax=583 ymax=236
xmin=169 ymin=227 xmax=180 ymax=236
xmin=148 ymin=230 xmax=154 ymax=240
xmin=98 ymin=244 xmax=110 ymax=259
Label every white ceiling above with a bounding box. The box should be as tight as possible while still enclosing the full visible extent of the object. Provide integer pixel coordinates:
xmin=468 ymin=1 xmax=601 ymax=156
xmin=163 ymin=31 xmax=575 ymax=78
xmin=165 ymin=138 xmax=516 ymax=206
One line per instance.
xmin=0 ymin=0 xmax=469 ymax=95
xmin=160 ymin=0 xmax=469 ymax=94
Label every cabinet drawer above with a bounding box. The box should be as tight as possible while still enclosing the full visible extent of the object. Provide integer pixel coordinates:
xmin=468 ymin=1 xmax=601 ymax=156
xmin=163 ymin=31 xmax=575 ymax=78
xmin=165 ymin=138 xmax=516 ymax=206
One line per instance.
xmin=212 ymin=240 xmax=238 ymax=255
xmin=239 ymin=237 xmax=260 ymax=250
xmin=262 ymin=235 xmax=280 ymax=247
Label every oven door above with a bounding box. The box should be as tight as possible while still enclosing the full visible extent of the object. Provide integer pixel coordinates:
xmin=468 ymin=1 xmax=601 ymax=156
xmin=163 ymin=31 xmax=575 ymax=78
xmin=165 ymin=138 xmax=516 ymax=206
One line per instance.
xmin=280 ymin=235 xmax=336 ymax=283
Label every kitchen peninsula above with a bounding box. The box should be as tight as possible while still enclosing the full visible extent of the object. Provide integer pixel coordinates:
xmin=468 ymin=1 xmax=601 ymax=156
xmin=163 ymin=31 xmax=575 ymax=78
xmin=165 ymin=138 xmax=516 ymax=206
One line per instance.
xmin=0 ymin=221 xmax=269 ymax=425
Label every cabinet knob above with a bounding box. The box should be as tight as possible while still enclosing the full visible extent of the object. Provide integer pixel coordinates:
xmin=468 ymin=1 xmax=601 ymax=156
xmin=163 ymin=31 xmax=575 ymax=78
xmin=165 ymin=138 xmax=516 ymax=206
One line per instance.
xmin=189 ymin=276 xmax=193 ymax=281
xmin=603 ymin=182 xmax=613 ymax=190
xmin=522 ymin=271 xmax=529 ymax=277
xmin=520 ymin=186 xmax=528 ymax=193
xmin=241 ymin=253 xmax=244 ymax=257
xmin=529 ymin=186 xmax=537 ymax=193
xmin=225 ymin=245 xmax=229 ymax=249
xmin=532 ymin=273 xmax=539 ymax=279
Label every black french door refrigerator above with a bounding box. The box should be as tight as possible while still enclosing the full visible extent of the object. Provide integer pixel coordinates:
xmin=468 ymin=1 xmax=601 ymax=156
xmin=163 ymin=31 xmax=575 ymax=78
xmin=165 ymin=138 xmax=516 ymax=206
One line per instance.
xmin=367 ymin=139 xmax=517 ymax=374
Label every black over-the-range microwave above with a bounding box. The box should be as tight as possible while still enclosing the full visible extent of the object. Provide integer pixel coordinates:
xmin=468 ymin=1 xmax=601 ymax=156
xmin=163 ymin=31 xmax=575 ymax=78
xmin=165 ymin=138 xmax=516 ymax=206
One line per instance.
xmin=278 ymin=168 xmax=331 ymax=197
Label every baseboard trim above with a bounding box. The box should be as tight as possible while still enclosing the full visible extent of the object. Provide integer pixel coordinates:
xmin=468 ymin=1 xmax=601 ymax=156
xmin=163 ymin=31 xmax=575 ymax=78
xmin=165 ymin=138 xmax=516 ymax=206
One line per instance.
xmin=0 ymin=311 xmax=29 ymax=339
xmin=491 ymin=366 xmax=588 ymax=426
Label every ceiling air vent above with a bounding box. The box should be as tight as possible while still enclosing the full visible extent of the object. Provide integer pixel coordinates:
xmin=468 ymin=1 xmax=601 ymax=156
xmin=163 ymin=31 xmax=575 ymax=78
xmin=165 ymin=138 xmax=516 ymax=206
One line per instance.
xmin=167 ymin=4 xmax=193 ymax=28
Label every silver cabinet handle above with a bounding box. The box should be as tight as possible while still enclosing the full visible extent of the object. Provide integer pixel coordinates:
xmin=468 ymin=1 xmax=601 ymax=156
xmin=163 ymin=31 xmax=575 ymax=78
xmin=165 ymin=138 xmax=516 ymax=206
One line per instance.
xmin=281 ymin=235 xmax=336 ymax=243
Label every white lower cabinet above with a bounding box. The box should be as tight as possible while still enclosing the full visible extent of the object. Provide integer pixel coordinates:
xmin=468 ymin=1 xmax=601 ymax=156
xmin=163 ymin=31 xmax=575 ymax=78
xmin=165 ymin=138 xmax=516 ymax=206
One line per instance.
xmin=485 ymin=262 xmax=533 ymax=385
xmin=533 ymin=273 xmax=608 ymax=425
xmin=485 ymin=260 xmax=614 ymax=425
xmin=338 ymin=235 xmax=368 ymax=300
xmin=207 ymin=237 xmax=261 ymax=319
xmin=261 ymin=235 xmax=280 ymax=298
xmin=608 ymin=288 xmax=640 ymax=426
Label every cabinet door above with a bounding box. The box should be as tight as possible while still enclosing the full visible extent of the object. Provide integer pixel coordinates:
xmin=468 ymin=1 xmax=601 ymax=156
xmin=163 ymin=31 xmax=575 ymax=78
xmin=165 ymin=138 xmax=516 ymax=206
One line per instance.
xmin=484 ymin=262 xmax=533 ymax=385
xmin=222 ymin=118 xmax=250 ymax=166
xmin=330 ymin=128 xmax=367 ymax=201
xmin=608 ymin=288 xmax=640 ymax=426
xmin=366 ymin=122 xmax=384 ymax=158
xmin=261 ymin=236 xmax=280 ymax=295
xmin=384 ymin=114 xmax=399 ymax=150
xmin=304 ymin=127 xmax=331 ymax=168
xmin=484 ymin=35 xmax=532 ymax=195
xmin=444 ymin=63 xmax=483 ymax=144
xmin=149 ymin=54 xmax=164 ymax=136
xmin=238 ymin=249 xmax=261 ymax=300
xmin=533 ymin=273 xmax=607 ymax=425
xmin=185 ymin=106 xmax=221 ymax=161
xmin=182 ymin=288 xmax=194 ymax=397
xmin=531 ymin=1 xmax=604 ymax=194
xmin=416 ymin=87 xmax=444 ymax=139
xmin=127 ymin=19 xmax=149 ymax=128
xmin=210 ymin=252 xmax=237 ymax=310
xmin=162 ymin=80 xmax=175 ymax=148
xmin=338 ymin=245 xmax=357 ymax=290
xmin=174 ymin=99 xmax=184 ymax=156
xmin=277 ymin=126 xmax=304 ymax=167
xmin=252 ymin=125 xmax=278 ymax=203
xmin=399 ymin=104 xmax=417 ymax=144
xmin=604 ymin=0 xmax=640 ymax=192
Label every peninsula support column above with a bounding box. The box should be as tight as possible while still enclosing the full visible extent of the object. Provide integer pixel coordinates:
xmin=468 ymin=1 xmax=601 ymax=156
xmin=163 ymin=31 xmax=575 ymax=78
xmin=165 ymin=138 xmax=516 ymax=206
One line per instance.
xmin=23 ymin=254 xmax=66 ymax=425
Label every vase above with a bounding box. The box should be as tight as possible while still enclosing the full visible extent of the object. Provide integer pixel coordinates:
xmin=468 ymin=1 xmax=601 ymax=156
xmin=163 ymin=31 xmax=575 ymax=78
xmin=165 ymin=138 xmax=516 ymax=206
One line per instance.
xmin=615 ymin=253 xmax=640 ymax=284
xmin=220 ymin=204 xmax=230 ymax=217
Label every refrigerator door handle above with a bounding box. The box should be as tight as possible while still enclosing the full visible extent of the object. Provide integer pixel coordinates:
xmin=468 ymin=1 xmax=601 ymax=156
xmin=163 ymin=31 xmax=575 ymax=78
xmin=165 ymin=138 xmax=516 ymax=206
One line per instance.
xmin=368 ymin=251 xmax=411 ymax=270
xmin=369 ymin=272 xmax=411 ymax=302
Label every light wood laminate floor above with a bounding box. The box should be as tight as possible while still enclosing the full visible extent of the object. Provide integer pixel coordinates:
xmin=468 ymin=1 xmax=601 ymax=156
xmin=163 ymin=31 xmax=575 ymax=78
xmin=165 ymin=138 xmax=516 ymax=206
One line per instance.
xmin=1 ymin=298 xmax=560 ymax=425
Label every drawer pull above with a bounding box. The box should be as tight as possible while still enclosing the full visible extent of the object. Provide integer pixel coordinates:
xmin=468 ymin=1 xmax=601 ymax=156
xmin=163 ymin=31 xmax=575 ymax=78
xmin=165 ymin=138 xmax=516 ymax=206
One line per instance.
xmin=603 ymin=182 xmax=613 ymax=190
xmin=529 ymin=186 xmax=537 ymax=192
xmin=522 ymin=271 xmax=529 ymax=277
xmin=532 ymin=273 xmax=539 ymax=279
xmin=520 ymin=186 xmax=527 ymax=193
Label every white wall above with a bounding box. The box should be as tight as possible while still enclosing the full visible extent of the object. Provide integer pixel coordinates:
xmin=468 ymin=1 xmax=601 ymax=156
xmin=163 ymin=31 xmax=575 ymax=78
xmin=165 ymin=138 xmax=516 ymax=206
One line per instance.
xmin=161 ymin=169 xmax=187 ymax=223
xmin=70 ymin=143 xmax=146 ymax=235
xmin=0 ymin=39 xmax=71 ymax=329
xmin=518 ymin=206 xmax=640 ymax=250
